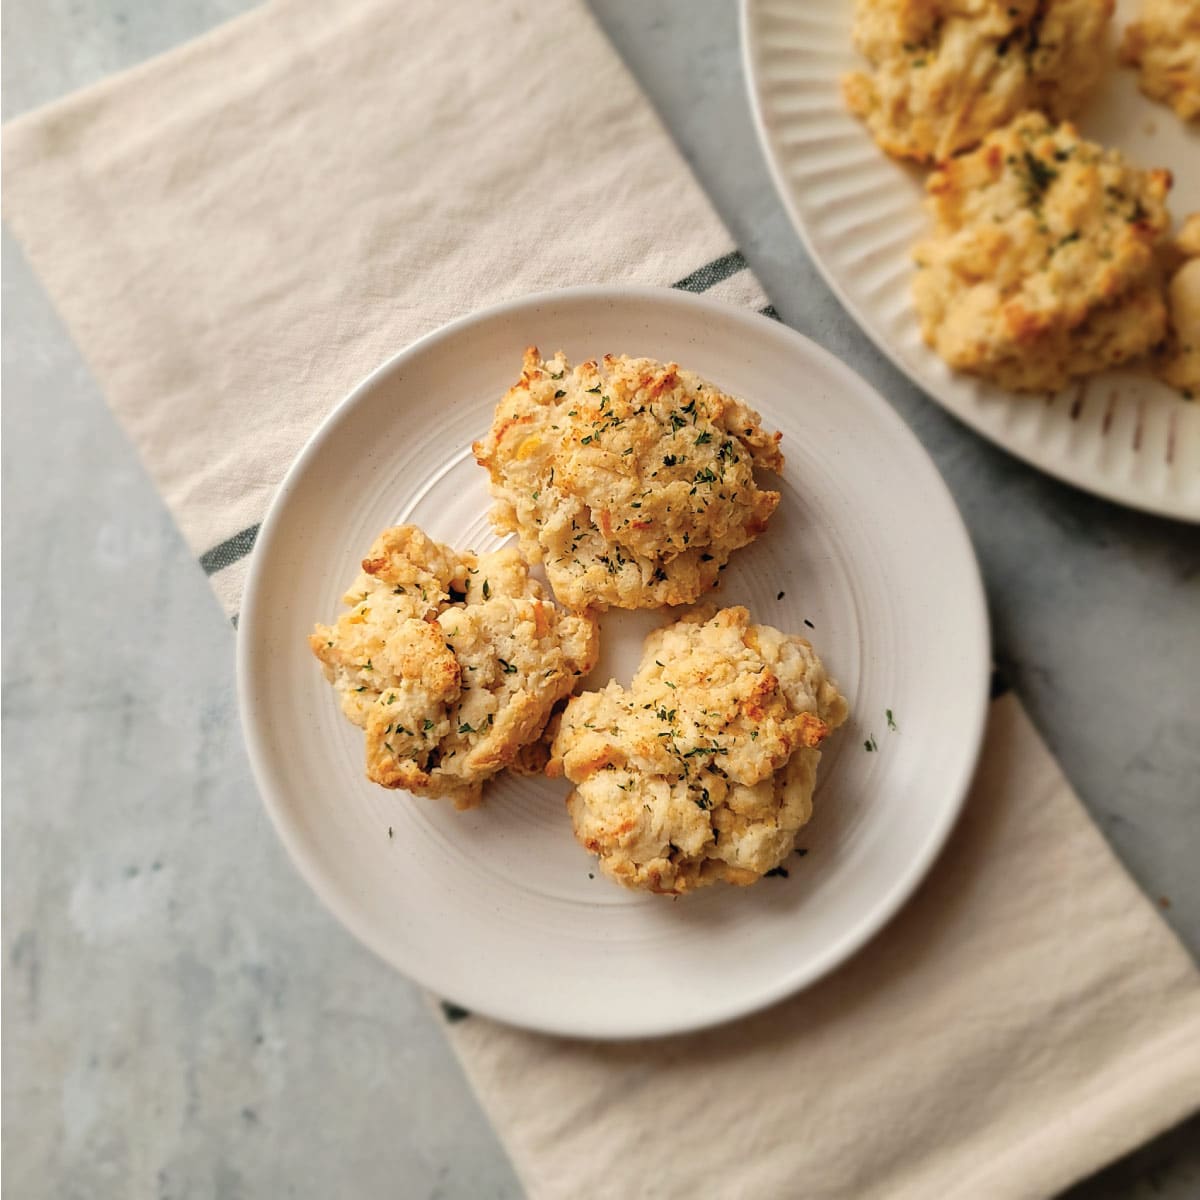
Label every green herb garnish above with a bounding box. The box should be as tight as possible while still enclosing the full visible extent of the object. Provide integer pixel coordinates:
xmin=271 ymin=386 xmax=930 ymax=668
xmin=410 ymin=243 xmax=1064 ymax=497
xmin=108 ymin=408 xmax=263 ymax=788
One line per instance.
xmin=1021 ymin=151 xmax=1057 ymax=206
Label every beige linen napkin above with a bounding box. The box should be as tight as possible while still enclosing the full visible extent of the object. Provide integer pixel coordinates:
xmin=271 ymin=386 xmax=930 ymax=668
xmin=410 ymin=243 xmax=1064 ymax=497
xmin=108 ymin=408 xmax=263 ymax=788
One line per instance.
xmin=5 ymin=1 xmax=1199 ymax=1197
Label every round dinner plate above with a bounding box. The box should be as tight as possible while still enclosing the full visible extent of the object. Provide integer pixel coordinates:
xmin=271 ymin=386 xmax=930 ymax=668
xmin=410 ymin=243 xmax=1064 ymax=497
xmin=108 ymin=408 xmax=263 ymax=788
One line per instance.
xmin=237 ymin=286 xmax=989 ymax=1039
xmin=742 ymin=0 xmax=1200 ymax=522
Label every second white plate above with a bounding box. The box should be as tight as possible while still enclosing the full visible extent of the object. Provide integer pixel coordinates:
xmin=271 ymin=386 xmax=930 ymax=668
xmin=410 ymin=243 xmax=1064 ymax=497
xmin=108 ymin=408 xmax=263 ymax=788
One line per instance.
xmin=743 ymin=0 xmax=1200 ymax=521
xmin=238 ymin=286 xmax=989 ymax=1038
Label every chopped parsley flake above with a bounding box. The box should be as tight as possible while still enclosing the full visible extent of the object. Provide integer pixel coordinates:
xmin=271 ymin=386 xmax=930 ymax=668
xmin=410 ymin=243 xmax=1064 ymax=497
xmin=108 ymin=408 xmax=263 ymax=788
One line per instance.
xmin=886 ymin=709 xmax=898 ymax=731
xmin=482 ymin=579 xmax=491 ymax=600
xmin=864 ymin=735 xmax=878 ymax=753
xmin=498 ymin=658 xmax=518 ymax=674
xmin=1020 ymin=151 xmax=1057 ymax=206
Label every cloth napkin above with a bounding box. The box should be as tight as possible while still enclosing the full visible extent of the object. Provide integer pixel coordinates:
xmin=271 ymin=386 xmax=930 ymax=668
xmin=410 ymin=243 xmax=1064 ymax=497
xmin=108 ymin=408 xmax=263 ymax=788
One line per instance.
xmin=5 ymin=2 xmax=1199 ymax=1197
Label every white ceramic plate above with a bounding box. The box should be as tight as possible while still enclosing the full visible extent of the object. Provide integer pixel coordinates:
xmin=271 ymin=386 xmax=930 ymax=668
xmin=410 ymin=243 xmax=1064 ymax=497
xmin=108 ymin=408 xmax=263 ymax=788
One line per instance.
xmin=237 ymin=286 xmax=989 ymax=1039
xmin=742 ymin=0 xmax=1200 ymax=522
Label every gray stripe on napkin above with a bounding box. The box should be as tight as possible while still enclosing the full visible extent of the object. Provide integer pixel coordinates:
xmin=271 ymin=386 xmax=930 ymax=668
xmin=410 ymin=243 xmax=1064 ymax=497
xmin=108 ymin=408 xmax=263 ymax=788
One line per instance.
xmin=199 ymin=523 xmax=260 ymax=576
xmin=672 ymin=250 xmax=747 ymax=293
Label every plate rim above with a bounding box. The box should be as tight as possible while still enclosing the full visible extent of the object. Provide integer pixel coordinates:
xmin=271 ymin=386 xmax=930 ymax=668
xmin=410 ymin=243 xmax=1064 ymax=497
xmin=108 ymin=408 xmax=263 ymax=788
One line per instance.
xmin=739 ymin=0 xmax=1199 ymax=525
xmin=236 ymin=283 xmax=991 ymax=1039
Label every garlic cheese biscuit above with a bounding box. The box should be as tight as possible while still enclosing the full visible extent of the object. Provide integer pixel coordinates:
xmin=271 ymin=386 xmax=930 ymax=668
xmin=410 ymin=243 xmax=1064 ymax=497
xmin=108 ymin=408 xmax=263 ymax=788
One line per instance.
xmin=474 ymin=350 xmax=784 ymax=612
xmin=844 ymin=0 xmax=1113 ymax=162
xmin=311 ymin=526 xmax=597 ymax=809
xmin=1120 ymin=0 xmax=1200 ymax=121
xmin=549 ymin=607 xmax=848 ymax=895
xmin=912 ymin=113 xmax=1172 ymax=391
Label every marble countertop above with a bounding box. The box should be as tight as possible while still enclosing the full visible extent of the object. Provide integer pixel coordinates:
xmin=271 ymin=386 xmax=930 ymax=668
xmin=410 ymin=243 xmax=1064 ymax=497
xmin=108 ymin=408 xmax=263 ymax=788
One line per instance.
xmin=3 ymin=2 xmax=1198 ymax=1196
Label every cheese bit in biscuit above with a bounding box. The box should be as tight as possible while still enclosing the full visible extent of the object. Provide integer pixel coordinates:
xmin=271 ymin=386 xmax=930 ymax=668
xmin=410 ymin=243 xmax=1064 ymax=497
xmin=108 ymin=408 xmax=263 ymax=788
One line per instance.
xmin=548 ymin=606 xmax=848 ymax=895
xmin=1158 ymin=214 xmax=1200 ymax=397
xmin=1120 ymin=0 xmax=1200 ymax=122
xmin=843 ymin=0 xmax=1114 ymax=163
xmin=473 ymin=349 xmax=784 ymax=612
xmin=912 ymin=113 xmax=1172 ymax=393
xmin=310 ymin=525 xmax=598 ymax=809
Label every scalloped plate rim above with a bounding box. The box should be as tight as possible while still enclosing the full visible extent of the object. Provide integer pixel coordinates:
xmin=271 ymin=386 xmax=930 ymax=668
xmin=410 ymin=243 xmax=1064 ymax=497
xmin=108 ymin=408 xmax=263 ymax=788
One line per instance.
xmin=740 ymin=0 xmax=1200 ymax=524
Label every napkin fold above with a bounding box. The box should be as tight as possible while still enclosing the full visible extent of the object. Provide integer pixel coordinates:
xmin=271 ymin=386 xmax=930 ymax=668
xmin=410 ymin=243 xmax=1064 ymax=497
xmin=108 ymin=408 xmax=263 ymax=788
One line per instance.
xmin=6 ymin=1 xmax=1199 ymax=1197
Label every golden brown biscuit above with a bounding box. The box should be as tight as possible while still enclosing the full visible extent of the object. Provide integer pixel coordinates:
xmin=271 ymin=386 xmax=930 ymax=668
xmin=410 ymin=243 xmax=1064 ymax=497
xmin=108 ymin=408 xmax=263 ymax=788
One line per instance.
xmin=473 ymin=349 xmax=784 ymax=612
xmin=1120 ymin=0 xmax=1200 ymax=121
xmin=548 ymin=606 xmax=848 ymax=895
xmin=912 ymin=113 xmax=1172 ymax=391
xmin=310 ymin=525 xmax=597 ymax=809
xmin=844 ymin=0 xmax=1114 ymax=162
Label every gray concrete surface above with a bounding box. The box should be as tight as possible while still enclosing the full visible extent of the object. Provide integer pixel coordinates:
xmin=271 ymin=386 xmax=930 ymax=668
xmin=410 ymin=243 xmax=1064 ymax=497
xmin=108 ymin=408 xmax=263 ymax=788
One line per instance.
xmin=3 ymin=2 xmax=1198 ymax=1197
